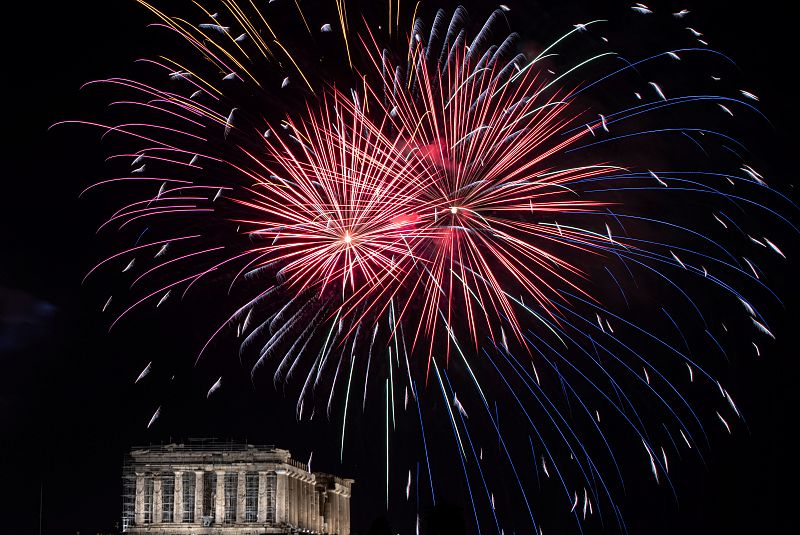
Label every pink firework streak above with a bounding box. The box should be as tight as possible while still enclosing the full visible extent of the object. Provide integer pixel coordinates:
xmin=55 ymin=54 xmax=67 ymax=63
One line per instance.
xmin=363 ymin=26 xmax=620 ymax=366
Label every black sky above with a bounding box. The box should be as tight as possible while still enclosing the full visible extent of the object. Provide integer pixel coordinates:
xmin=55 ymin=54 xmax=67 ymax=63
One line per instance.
xmin=2 ymin=1 xmax=797 ymax=534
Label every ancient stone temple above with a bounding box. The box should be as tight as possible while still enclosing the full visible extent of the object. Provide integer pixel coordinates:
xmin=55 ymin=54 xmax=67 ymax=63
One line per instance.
xmin=122 ymin=443 xmax=353 ymax=534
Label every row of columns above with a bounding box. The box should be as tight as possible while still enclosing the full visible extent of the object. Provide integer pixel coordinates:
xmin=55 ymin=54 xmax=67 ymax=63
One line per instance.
xmin=286 ymin=470 xmax=321 ymax=531
xmin=134 ymin=470 xmax=253 ymax=525
xmin=285 ymin=473 xmax=350 ymax=534
xmin=320 ymin=484 xmax=350 ymax=535
xmin=133 ymin=468 xmax=350 ymax=533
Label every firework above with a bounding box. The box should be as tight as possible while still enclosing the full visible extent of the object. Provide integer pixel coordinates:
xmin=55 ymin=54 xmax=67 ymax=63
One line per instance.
xmin=61 ymin=1 xmax=792 ymax=533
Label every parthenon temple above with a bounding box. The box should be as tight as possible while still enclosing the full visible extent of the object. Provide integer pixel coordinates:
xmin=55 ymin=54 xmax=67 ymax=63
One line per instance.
xmin=122 ymin=443 xmax=353 ymax=534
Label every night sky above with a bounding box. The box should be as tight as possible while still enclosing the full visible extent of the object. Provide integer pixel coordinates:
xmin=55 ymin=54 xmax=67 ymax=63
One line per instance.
xmin=2 ymin=1 xmax=796 ymax=534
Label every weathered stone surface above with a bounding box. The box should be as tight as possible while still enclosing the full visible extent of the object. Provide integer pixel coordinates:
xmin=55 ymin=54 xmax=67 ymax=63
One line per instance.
xmin=123 ymin=443 xmax=353 ymax=534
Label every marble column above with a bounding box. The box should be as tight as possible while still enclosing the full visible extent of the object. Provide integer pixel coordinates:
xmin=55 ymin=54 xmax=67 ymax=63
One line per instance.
xmin=329 ymin=493 xmax=334 ymax=535
xmin=342 ymin=491 xmax=349 ymax=535
xmin=327 ymin=490 xmax=333 ymax=534
xmin=275 ymin=469 xmax=288 ymax=524
xmin=308 ymin=481 xmax=317 ymax=531
xmin=257 ymin=471 xmax=268 ymax=523
xmin=289 ymin=475 xmax=295 ymax=526
xmin=286 ymin=472 xmax=297 ymax=526
xmin=236 ymin=470 xmax=246 ymax=523
xmin=317 ymin=486 xmax=323 ymax=532
xmin=153 ymin=474 xmax=163 ymax=524
xmin=300 ymin=477 xmax=307 ymax=528
xmin=306 ymin=480 xmax=317 ymax=529
xmin=328 ymin=490 xmax=335 ymax=535
xmin=194 ymin=471 xmax=204 ymax=523
xmin=317 ymin=489 xmax=324 ymax=533
xmin=333 ymin=490 xmax=341 ymax=535
xmin=174 ymin=471 xmax=184 ymax=523
xmin=294 ymin=477 xmax=305 ymax=528
xmin=296 ymin=475 xmax=303 ymax=527
xmin=310 ymin=486 xmax=316 ymax=532
xmin=215 ymin=470 xmax=225 ymax=523
xmin=296 ymin=477 xmax=302 ymax=528
xmin=310 ymin=481 xmax=315 ymax=530
xmin=323 ymin=491 xmax=332 ymax=534
xmin=134 ymin=473 xmax=145 ymax=525
xmin=310 ymin=481 xmax=316 ymax=530
xmin=297 ymin=476 xmax=303 ymax=527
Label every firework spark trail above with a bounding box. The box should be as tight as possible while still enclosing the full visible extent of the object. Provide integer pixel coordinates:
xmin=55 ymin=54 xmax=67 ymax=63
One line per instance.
xmin=68 ymin=2 xmax=794 ymax=533
xmin=361 ymin=11 xmax=627 ymax=375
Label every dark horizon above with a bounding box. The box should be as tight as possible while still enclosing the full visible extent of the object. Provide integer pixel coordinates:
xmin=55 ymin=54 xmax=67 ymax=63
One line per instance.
xmin=2 ymin=1 xmax=796 ymax=534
